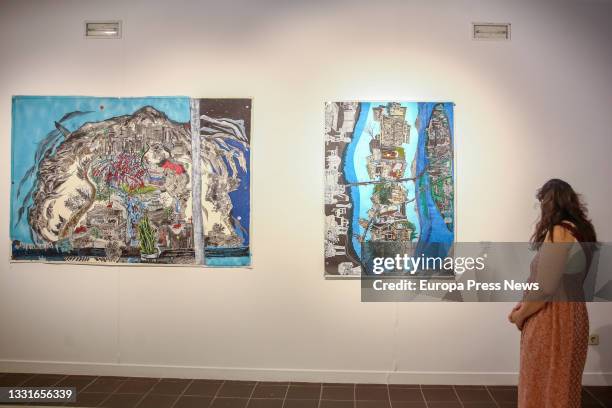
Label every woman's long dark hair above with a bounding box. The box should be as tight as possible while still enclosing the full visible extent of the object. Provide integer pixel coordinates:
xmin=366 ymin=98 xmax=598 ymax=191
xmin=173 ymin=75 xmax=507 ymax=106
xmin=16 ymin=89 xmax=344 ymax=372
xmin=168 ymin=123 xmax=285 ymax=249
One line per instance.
xmin=531 ymin=179 xmax=597 ymax=249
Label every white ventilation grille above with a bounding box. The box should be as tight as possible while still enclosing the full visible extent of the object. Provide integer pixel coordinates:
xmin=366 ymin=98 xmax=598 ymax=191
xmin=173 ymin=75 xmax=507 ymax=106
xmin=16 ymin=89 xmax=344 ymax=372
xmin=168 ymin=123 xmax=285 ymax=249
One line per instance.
xmin=85 ymin=21 xmax=122 ymax=39
xmin=472 ymin=23 xmax=511 ymax=40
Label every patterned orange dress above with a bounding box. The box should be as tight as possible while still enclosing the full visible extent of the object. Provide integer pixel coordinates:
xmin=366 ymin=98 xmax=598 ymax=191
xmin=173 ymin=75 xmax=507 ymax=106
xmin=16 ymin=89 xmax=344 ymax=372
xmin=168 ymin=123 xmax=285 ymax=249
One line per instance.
xmin=518 ymin=240 xmax=590 ymax=407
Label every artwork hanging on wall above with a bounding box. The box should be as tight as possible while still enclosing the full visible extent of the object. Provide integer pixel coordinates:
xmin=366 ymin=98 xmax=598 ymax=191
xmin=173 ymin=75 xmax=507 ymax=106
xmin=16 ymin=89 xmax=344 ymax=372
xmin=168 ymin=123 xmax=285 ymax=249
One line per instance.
xmin=324 ymin=101 xmax=454 ymax=276
xmin=10 ymin=96 xmax=251 ymax=266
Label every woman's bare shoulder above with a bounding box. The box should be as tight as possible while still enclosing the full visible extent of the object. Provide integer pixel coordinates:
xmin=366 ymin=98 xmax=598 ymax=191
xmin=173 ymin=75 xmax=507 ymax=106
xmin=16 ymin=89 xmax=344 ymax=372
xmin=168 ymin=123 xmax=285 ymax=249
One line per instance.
xmin=545 ymin=224 xmax=577 ymax=243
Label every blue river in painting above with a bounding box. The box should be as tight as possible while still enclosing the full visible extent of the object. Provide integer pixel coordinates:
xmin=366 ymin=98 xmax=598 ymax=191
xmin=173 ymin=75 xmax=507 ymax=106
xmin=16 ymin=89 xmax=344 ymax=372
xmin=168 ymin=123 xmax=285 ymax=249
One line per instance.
xmin=343 ymin=103 xmax=370 ymax=257
xmin=342 ymin=101 xmax=454 ymax=262
xmin=415 ymin=102 xmax=454 ymax=258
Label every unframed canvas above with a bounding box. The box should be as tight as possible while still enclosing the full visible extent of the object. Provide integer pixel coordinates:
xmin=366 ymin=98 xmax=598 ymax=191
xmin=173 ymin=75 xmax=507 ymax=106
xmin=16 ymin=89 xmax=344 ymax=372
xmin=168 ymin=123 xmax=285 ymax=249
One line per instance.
xmin=324 ymin=101 xmax=454 ymax=276
xmin=10 ymin=96 xmax=251 ymax=267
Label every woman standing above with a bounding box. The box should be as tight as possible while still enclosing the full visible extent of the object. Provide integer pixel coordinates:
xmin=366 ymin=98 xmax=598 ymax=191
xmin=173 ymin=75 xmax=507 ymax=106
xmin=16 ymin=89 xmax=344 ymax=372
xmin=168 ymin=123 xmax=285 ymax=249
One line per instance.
xmin=509 ymin=179 xmax=597 ymax=408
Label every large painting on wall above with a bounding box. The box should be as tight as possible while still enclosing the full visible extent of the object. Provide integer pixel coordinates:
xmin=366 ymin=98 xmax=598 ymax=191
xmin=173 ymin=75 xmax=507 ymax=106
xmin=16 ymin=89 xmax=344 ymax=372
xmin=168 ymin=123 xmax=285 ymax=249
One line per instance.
xmin=324 ymin=101 xmax=454 ymax=276
xmin=10 ymin=96 xmax=251 ymax=266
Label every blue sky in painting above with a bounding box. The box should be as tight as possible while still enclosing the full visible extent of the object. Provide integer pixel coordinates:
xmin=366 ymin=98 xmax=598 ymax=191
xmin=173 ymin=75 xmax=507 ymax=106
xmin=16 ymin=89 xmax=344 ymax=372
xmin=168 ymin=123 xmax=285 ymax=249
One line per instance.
xmin=10 ymin=96 xmax=190 ymax=243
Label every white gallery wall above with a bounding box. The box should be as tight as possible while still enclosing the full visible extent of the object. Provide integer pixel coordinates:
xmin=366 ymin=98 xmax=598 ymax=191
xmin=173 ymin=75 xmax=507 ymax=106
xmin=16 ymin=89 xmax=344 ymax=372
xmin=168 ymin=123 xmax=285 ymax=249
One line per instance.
xmin=1 ymin=0 xmax=611 ymax=385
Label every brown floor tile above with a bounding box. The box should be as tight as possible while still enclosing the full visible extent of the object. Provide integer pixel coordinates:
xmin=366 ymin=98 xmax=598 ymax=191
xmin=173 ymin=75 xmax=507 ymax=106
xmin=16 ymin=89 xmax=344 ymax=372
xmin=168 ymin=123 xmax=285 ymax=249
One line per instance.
xmin=422 ymin=388 xmax=459 ymax=403
xmin=497 ymin=403 xmax=518 ymax=408
xmin=283 ymin=400 xmax=319 ymax=408
xmin=582 ymin=388 xmax=603 ymax=405
xmin=389 ymin=384 xmax=420 ymax=389
xmin=585 ymin=386 xmax=612 ymax=404
xmin=389 ymin=387 xmax=423 ymax=402
xmin=56 ymin=375 xmax=98 ymax=392
xmin=150 ymin=378 xmax=191 ymax=395
xmin=227 ymin=380 xmax=256 ymax=385
xmin=427 ymin=403 xmax=462 ymax=408
xmin=251 ymin=384 xmax=287 ymax=399
xmin=21 ymin=374 xmax=66 ymax=387
xmin=356 ymin=400 xmax=390 ymax=408
xmin=319 ymin=401 xmax=354 ymax=408
xmin=83 ymin=377 xmax=125 ymax=393
xmin=17 ymin=401 xmax=62 ymax=407
xmin=184 ymin=380 xmax=223 ymax=396
xmin=256 ymin=381 xmax=289 ymax=386
xmin=322 ymin=383 xmax=354 ymax=387
xmin=0 ymin=373 xmax=36 ymax=386
xmin=100 ymin=393 xmax=143 ymax=408
xmin=487 ymin=387 xmax=517 ymax=403
xmin=246 ymin=398 xmax=283 ymax=408
xmin=64 ymin=392 xmax=108 ymax=407
xmin=135 ymin=393 xmax=177 ymax=408
xmin=217 ymin=381 xmax=255 ymax=398
xmin=209 ymin=397 xmax=248 ymax=408
xmin=453 ymin=385 xmax=486 ymax=390
xmin=455 ymin=388 xmax=494 ymax=402
xmin=290 ymin=382 xmax=321 ymax=386
xmin=420 ymin=385 xmax=453 ymax=389
xmin=286 ymin=385 xmax=321 ymax=399
xmin=390 ymin=402 xmax=427 ymax=408
xmin=115 ymin=378 xmax=158 ymax=394
xmin=172 ymin=395 xmax=213 ymax=408
xmin=461 ymin=403 xmax=498 ymax=408
xmin=321 ymin=386 xmax=354 ymax=400
xmin=123 ymin=377 xmax=161 ymax=382
xmin=355 ymin=385 xmax=388 ymax=401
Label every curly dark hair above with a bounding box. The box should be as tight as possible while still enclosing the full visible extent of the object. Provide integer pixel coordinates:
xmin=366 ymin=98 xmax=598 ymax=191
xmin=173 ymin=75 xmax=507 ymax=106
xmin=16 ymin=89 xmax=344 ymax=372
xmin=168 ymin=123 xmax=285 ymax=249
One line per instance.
xmin=530 ymin=179 xmax=597 ymax=249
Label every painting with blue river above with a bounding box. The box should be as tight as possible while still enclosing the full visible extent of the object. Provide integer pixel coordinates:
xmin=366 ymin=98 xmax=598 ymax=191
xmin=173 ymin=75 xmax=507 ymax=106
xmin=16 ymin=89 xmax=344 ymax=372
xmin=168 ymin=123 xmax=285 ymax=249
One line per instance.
xmin=324 ymin=101 xmax=454 ymax=276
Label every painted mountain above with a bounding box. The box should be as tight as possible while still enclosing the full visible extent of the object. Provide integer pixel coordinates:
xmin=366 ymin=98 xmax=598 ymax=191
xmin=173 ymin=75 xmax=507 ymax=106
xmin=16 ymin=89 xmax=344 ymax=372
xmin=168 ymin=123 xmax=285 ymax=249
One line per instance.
xmin=324 ymin=101 xmax=454 ymax=276
xmin=10 ymin=96 xmax=251 ymax=266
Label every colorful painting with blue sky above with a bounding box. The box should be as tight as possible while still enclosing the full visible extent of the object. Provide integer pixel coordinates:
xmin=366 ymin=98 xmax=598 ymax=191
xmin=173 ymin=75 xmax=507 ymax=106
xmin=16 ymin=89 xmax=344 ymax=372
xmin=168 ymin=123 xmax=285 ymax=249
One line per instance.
xmin=10 ymin=96 xmax=251 ymax=266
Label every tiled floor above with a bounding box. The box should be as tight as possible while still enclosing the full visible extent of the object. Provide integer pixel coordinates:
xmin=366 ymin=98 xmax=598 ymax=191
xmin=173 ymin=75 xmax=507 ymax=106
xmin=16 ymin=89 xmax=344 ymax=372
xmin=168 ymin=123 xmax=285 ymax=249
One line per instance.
xmin=0 ymin=373 xmax=611 ymax=407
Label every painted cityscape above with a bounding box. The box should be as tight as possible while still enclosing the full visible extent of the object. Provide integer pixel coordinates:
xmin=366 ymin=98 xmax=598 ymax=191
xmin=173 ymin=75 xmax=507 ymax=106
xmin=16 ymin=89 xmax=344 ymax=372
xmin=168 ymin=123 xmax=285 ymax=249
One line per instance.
xmin=324 ymin=102 xmax=454 ymax=276
xmin=10 ymin=96 xmax=251 ymax=266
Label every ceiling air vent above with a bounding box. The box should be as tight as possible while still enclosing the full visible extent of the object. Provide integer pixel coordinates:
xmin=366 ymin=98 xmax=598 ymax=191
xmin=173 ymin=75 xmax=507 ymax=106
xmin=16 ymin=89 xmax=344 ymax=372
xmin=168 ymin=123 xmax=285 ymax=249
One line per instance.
xmin=85 ymin=21 xmax=122 ymax=39
xmin=472 ymin=23 xmax=511 ymax=40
